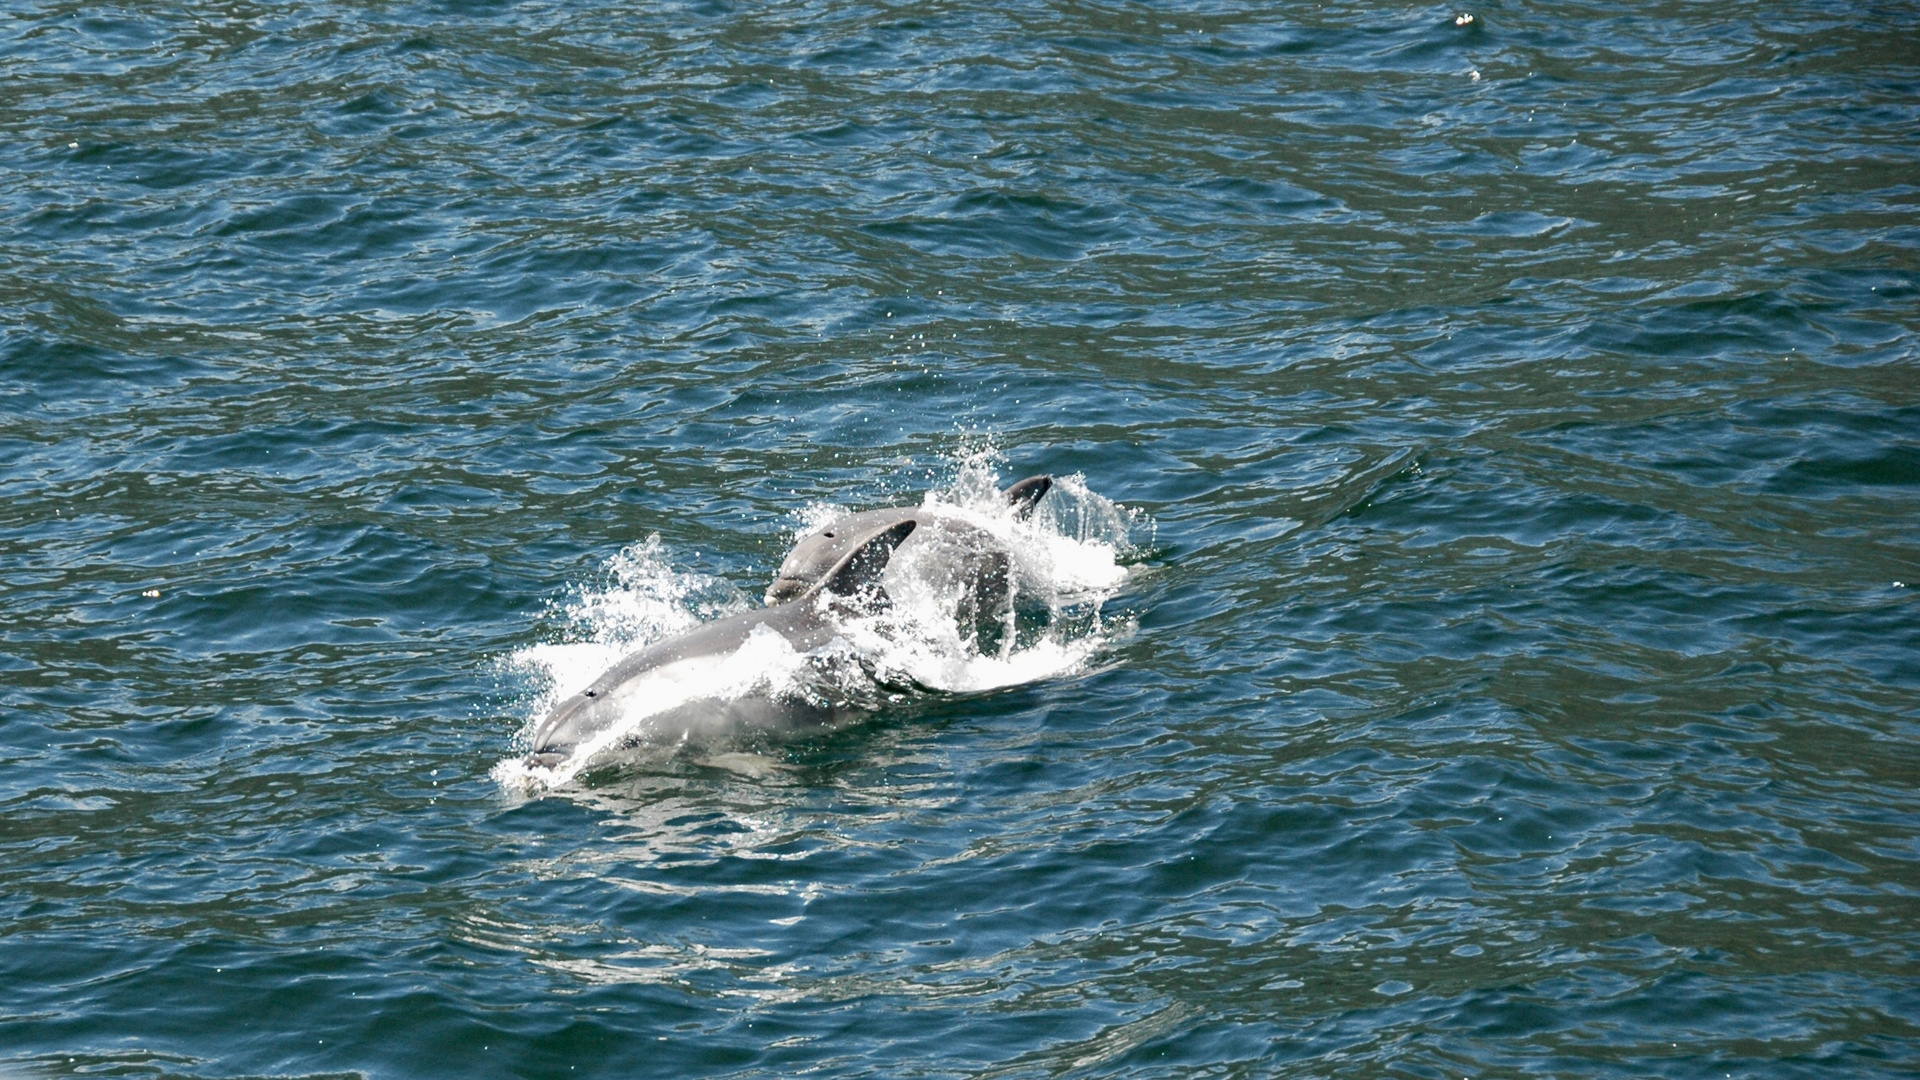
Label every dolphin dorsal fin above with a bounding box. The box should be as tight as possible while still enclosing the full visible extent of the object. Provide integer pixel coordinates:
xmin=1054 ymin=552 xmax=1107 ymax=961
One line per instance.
xmin=815 ymin=519 xmax=918 ymax=597
xmin=1003 ymin=475 xmax=1053 ymax=518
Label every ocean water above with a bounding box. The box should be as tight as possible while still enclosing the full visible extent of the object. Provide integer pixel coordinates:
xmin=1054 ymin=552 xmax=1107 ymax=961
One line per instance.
xmin=3 ymin=1 xmax=1917 ymax=1077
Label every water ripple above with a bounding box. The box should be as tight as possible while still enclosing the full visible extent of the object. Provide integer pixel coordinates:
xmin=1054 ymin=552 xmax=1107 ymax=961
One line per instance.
xmin=3 ymin=0 xmax=1918 ymax=1076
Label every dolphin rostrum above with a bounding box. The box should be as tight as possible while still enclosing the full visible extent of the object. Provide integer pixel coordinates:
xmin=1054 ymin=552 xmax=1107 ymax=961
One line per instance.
xmin=525 ymin=519 xmax=919 ymax=768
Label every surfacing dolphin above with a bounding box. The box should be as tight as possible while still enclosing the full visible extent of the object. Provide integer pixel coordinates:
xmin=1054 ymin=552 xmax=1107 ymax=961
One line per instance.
xmin=765 ymin=475 xmax=1052 ymax=605
xmin=765 ymin=476 xmax=1052 ymax=654
xmin=524 ymin=519 xmax=918 ymax=768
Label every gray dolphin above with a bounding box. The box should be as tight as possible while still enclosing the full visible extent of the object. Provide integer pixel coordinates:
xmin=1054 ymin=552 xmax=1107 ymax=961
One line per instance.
xmin=765 ymin=475 xmax=1052 ymax=605
xmin=525 ymin=519 xmax=918 ymax=768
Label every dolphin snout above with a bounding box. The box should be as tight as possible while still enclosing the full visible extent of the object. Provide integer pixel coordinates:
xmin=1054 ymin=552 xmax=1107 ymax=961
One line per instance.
xmin=764 ymin=576 xmax=810 ymax=604
xmin=528 ymin=687 xmax=614 ymax=760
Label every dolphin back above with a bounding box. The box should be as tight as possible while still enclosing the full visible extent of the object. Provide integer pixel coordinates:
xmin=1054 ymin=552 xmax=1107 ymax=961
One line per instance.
xmin=528 ymin=519 xmax=919 ymax=764
xmin=768 ymin=511 xmax=922 ymax=603
xmin=765 ymin=476 xmax=1051 ymax=604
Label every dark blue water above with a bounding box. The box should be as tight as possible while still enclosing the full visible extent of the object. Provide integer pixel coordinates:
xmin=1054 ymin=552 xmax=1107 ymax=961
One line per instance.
xmin=4 ymin=1 xmax=1918 ymax=1076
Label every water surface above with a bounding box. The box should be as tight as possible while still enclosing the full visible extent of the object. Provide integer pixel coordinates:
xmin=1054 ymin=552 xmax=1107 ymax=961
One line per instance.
xmin=2 ymin=1 xmax=1917 ymax=1077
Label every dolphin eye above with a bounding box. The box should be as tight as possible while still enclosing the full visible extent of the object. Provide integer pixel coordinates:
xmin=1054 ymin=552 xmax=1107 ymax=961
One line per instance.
xmin=584 ymin=690 xmax=597 ymax=698
xmin=824 ymin=531 xmax=835 ymax=538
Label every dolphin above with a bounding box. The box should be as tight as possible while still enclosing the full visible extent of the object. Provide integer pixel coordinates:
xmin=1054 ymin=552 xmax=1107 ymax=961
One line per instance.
xmin=524 ymin=519 xmax=918 ymax=768
xmin=765 ymin=475 xmax=1052 ymax=605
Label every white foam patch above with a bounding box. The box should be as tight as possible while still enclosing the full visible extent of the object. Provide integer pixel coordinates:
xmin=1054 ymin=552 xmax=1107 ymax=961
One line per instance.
xmin=923 ymin=471 xmax=1134 ymax=597
xmin=495 ymin=455 xmax=1145 ymax=792
xmin=558 ymin=534 xmax=743 ymax=653
xmin=794 ymin=500 xmax=852 ymax=536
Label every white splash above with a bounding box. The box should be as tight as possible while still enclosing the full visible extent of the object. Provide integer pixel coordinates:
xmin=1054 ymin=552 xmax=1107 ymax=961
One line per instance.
xmin=493 ymin=459 xmax=1143 ymax=792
